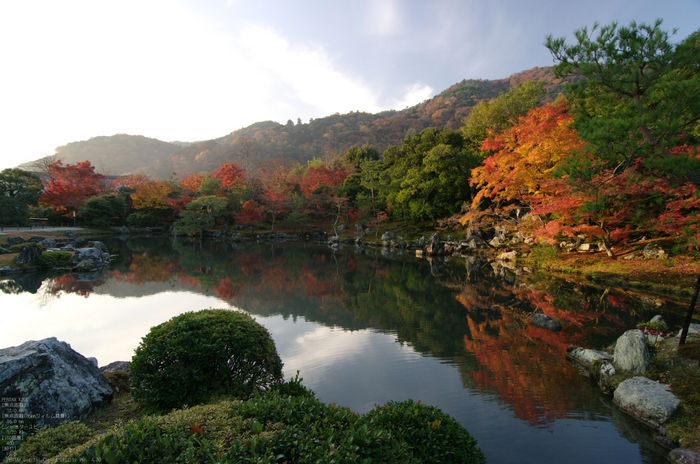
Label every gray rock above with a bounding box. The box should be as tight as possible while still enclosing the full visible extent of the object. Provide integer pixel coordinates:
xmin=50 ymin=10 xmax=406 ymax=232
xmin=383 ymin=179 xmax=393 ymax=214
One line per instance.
xmin=28 ymin=236 xmax=46 ymax=243
xmin=531 ymin=313 xmax=562 ymax=332
xmin=41 ymin=238 xmax=57 ymax=249
xmin=88 ymin=241 xmax=108 ymax=253
xmin=614 ymin=330 xmax=650 ymax=374
xmin=0 ymin=246 xmax=11 ymax=254
xmin=668 ymin=448 xmax=700 ymax=464
xmin=0 ymin=338 xmax=113 ymax=427
xmin=71 ymin=246 xmax=111 ymax=272
xmin=99 ymin=361 xmax=131 ymax=373
xmin=13 ymin=243 xmax=42 ymax=265
xmin=613 ymin=376 xmax=680 ymax=428
xmin=600 ymin=362 xmax=617 ymax=377
xmin=381 ymin=231 xmax=396 ymax=241
xmin=7 ymin=236 xmax=25 ymax=246
xmin=417 ymin=236 xmax=426 ymax=247
xmin=118 ymin=226 xmax=130 ymax=235
xmin=566 ymin=347 xmax=612 ymax=370
xmin=677 ymin=323 xmax=700 ymax=338
xmin=337 ymin=224 xmax=345 ymax=231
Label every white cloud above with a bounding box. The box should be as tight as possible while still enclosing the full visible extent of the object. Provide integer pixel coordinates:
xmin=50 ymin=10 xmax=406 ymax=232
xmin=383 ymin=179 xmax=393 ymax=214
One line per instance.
xmin=0 ymin=1 xmax=389 ymax=170
xmin=392 ymin=82 xmax=434 ymax=109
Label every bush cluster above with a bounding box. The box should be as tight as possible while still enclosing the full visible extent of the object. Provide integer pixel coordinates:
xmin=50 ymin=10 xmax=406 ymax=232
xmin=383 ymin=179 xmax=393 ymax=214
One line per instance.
xmin=130 ymin=309 xmax=283 ymax=413
xmin=36 ymin=251 xmax=72 ymax=268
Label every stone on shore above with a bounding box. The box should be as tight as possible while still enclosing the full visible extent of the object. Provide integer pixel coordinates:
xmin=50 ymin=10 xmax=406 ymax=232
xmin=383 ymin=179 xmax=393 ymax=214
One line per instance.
xmin=530 ymin=313 xmax=562 ymax=332
xmin=0 ymin=337 xmax=113 ymax=427
xmin=614 ymin=329 xmax=650 ymax=374
xmin=613 ymin=376 xmax=680 ymax=429
xmin=71 ymin=242 xmax=111 ymax=272
xmin=566 ymin=347 xmax=612 ymax=370
xmin=668 ymin=448 xmax=700 ymax=464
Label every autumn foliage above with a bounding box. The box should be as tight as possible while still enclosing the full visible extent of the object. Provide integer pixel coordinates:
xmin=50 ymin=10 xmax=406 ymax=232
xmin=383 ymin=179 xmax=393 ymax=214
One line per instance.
xmin=40 ymin=161 xmax=111 ymax=212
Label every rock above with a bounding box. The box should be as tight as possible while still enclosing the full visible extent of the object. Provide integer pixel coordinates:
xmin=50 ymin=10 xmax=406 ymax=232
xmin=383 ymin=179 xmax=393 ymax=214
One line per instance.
xmin=447 ymin=235 xmax=454 ymax=241
xmin=118 ymin=226 xmax=130 ymax=235
xmin=40 ymin=238 xmax=57 ymax=249
xmin=613 ymin=376 xmax=681 ymax=429
xmin=337 ymin=224 xmax=345 ymax=231
xmin=71 ymin=245 xmax=111 ymax=272
xmin=28 ymin=236 xmax=46 ymax=243
xmin=677 ymin=323 xmax=700 ymax=338
xmin=643 ymin=243 xmax=668 ymax=259
xmin=614 ymin=329 xmax=650 ymax=374
xmin=0 ymin=246 xmax=11 ymax=254
xmin=99 ymin=361 xmax=131 ymax=373
xmin=381 ymin=231 xmax=396 ymax=241
xmin=417 ymin=236 xmax=426 ymax=247
xmin=600 ymin=362 xmax=617 ymax=377
xmin=65 ymin=230 xmax=75 ymax=238
xmin=566 ymin=347 xmax=612 ymax=371
xmin=13 ymin=243 xmax=42 ymax=265
xmin=0 ymin=338 xmax=113 ymax=428
xmin=7 ymin=236 xmax=25 ymax=246
xmin=489 ymin=236 xmax=504 ymax=247
xmin=88 ymin=241 xmax=109 ymax=253
xmin=426 ymin=233 xmax=443 ymax=256
xmin=668 ymin=448 xmax=700 ymax=464
xmin=496 ymin=250 xmax=517 ymax=261
xmin=530 ymin=313 xmax=562 ymax=332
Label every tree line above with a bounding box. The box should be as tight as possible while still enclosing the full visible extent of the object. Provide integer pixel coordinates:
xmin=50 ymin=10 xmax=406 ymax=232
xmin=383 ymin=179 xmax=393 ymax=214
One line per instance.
xmin=2 ymin=20 xmax=698 ymax=252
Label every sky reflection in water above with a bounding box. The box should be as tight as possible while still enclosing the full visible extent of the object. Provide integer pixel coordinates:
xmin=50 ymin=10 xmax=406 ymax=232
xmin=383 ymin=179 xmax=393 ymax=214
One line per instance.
xmin=0 ymin=239 xmax=682 ymax=464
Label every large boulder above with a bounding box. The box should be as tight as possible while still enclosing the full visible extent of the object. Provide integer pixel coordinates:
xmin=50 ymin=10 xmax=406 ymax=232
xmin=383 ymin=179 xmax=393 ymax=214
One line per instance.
xmin=0 ymin=338 xmax=113 ymax=428
xmin=613 ymin=376 xmax=680 ymax=429
xmin=614 ymin=329 xmax=650 ymax=374
xmin=380 ymin=231 xmax=396 ymax=241
xmin=71 ymin=243 xmax=111 ymax=272
xmin=13 ymin=243 xmax=42 ymax=265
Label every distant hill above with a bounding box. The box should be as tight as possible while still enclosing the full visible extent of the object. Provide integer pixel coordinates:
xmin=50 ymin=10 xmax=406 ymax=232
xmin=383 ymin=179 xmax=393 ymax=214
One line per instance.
xmin=20 ymin=66 xmax=569 ymax=180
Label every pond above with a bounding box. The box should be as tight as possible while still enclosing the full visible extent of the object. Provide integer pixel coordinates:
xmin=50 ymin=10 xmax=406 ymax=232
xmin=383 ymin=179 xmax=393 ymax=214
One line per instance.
xmin=0 ymin=236 xmax=691 ymax=463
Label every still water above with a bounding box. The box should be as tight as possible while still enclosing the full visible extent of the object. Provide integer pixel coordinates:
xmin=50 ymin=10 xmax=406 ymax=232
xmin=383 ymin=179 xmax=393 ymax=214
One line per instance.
xmin=0 ymin=237 xmax=691 ymax=463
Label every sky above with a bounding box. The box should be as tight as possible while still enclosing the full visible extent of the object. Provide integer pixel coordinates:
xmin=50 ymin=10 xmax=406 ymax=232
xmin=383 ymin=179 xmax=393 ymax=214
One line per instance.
xmin=0 ymin=0 xmax=699 ymax=171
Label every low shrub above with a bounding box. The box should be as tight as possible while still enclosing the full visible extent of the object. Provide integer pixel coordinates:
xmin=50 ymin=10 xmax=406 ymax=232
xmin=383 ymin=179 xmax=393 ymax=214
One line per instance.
xmin=6 ymin=421 xmax=95 ymax=463
xmin=44 ymin=393 xmax=485 ymax=464
xmin=130 ymin=309 xmax=283 ymax=413
xmin=364 ymin=399 xmax=486 ymax=463
xmin=36 ymin=251 xmax=73 ymax=268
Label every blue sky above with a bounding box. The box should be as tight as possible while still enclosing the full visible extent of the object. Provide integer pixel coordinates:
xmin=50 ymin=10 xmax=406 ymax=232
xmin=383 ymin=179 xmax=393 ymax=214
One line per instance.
xmin=1 ymin=0 xmax=698 ymax=170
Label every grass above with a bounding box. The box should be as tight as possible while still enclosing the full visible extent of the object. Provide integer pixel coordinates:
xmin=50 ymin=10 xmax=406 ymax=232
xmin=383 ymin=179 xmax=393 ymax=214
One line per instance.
xmin=646 ymin=335 xmax=700 ymax=452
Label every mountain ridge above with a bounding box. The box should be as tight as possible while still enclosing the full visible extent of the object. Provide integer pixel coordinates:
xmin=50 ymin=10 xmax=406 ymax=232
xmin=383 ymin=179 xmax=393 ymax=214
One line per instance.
xmin=18 ymin=66 xmax=567 ymax=180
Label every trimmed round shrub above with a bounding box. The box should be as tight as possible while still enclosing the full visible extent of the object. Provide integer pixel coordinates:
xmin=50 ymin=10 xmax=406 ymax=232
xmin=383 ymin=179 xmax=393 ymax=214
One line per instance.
xmin=130 ymin=309 xmax=283 ymax=413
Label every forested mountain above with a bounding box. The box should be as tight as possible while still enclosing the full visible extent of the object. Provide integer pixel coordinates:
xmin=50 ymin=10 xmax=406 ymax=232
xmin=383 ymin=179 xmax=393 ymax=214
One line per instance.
xmin=21 ymin=66 xmax=567 ymax=179
xmin=17 ymin=134 xmax=183 ymax=178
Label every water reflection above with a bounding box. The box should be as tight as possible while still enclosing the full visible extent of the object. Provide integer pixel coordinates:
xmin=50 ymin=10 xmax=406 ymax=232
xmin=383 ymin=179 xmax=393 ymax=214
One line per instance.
xmin=1 ymin=237 xmax=687 ymax=464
